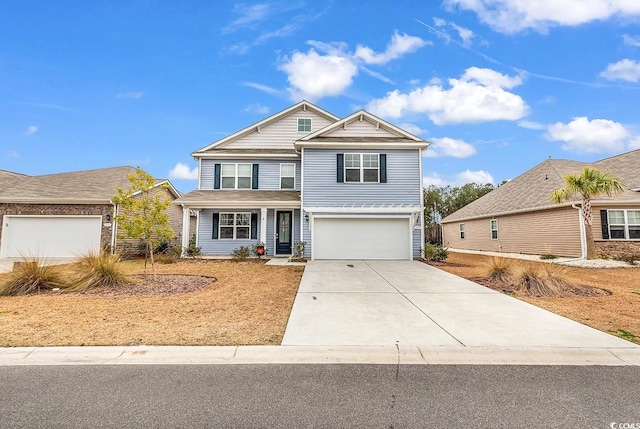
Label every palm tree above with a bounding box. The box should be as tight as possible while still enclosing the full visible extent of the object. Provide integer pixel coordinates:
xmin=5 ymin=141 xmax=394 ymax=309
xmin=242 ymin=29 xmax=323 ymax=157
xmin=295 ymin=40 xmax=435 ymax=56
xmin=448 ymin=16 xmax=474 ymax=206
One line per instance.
xmin=551 ymin=167 xmax=624 ymax=259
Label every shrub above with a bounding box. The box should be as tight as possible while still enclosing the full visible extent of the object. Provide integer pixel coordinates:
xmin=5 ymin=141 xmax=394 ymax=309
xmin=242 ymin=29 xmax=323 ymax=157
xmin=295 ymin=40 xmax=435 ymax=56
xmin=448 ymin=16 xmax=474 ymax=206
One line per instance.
xmin=487 ymin=257 xmax=511 ymax=284
xmin=153 ymin=239 xmax=170 ymax=255
xmin=423 ymin=243 xmax=449 ymax=262
xmin=231 ymin=246 xmax=251 ymax=261
xmin=539 ymin=254 xmax=558 ymax=260
xmin=69 ymin=252 xmax=131 ymax=291
xmin=294 ymin=241 xmax=306 ymax=259
xmin=600 ymin=254 xmax=611 ymax=260
xmin=0 ymin=258 xmax=66 ymax=296
xmin=185 ymin=234 xmax=202 ymax=258
xmin=615 ymin=254 xmax=640 ymax=266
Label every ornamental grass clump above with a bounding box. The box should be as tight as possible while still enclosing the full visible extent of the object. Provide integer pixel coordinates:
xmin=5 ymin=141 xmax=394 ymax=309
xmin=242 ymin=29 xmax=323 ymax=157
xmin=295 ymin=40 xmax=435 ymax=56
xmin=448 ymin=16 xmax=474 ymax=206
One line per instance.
xmin=68 ymin=252 xmax=131 ymax=291
xmin=486 ymin=257 xmax=512 ymax=284
xmin=0 ymin=258 xmax=66 ymax=296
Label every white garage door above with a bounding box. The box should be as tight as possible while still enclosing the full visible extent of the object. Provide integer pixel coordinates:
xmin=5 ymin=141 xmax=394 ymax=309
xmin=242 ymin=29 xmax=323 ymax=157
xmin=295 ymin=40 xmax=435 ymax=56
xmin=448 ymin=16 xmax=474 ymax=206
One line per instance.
xmin=0 ymin=216 xmax=102 ymax=258
xmin=313 ymin=217 xmax=411 ymax=260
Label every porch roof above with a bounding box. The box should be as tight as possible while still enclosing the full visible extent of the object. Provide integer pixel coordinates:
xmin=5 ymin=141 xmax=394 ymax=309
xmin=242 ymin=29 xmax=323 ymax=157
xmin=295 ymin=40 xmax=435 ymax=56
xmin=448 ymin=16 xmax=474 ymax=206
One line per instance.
xmin=174 ymin=190 xmax=301 ymax=209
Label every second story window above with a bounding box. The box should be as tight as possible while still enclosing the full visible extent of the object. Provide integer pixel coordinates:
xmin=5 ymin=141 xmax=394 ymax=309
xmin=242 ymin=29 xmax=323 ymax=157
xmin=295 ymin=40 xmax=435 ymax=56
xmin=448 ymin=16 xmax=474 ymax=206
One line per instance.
xmin=280 ymin=163 xmax=295 ymax=189
xmin=345 ymin=153 xmax=379 ymax=183
xmin=297 ymin=118 xmax=311 ymax=132
xmin=221 ymin=163 xmax=252 ymax=189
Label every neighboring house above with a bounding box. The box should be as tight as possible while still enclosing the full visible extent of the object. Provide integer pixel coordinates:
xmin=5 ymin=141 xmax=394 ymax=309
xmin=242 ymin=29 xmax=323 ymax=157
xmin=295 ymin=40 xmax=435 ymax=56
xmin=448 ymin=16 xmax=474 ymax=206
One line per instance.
xmin=441 ymin=149 xmax=640 ymax=258
xmin=0 ymin=166 xmax=189 ymax=258
xmin=175 ymin=101 xmax=429 ymax=260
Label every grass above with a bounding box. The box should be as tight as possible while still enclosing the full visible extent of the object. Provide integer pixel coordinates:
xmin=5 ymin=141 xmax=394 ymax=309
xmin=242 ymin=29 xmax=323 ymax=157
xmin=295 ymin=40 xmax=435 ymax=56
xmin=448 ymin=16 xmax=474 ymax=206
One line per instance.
xmin=487 ymin=257 xmax=511 ymax=284
xmin=0 ymin=259 xmax=304 ymax=346
xmin=438 ymin=252 xmax=640 ymax=344
xmin=0 ymin=258 xmax=66 ymax=296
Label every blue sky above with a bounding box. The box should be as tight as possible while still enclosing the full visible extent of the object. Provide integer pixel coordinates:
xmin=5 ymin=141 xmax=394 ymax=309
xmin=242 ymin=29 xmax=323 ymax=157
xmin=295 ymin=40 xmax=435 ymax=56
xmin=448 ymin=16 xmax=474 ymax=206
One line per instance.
xmin=2 ymin=1 xmax=640 ymax=192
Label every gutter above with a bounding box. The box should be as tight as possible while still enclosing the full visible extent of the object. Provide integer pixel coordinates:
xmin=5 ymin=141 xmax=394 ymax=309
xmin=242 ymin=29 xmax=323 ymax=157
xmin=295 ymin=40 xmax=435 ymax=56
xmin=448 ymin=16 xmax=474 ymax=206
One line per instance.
xmin=571 ymin=203 xmax=587 ymax=259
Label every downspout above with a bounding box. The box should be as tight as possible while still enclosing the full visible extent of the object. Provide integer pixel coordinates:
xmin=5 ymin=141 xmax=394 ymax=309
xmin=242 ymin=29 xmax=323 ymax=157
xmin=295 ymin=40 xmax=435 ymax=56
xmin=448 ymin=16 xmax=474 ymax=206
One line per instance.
xmin=111 ymin=203 xmax=118 ymax=254
xmin=572 ymin=203 xmax=587 ymax=259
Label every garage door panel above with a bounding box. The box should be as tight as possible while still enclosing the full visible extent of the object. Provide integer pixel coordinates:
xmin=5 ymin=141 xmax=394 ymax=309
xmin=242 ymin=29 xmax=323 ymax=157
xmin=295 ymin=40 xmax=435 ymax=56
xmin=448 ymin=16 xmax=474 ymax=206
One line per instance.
xmin=314 ymin=217 xmax=410 ymax=260
xmin=1 ymin=216 xmax=102 ymax=258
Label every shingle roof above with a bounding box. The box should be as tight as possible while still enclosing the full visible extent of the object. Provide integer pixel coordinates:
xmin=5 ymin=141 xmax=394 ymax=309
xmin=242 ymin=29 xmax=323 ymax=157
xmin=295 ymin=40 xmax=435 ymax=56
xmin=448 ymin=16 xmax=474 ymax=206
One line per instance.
xmin=442 ymin=149 xmax=640 ymax=223
xmin=0 ymin=166 xmax=172 ymax=203
xmin=175 ymin=190 xmax=300 ymax=205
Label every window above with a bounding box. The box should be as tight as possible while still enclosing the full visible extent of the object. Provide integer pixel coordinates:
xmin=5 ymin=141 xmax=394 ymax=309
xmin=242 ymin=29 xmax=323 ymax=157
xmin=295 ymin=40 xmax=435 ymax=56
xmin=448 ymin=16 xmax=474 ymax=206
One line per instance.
xmin=490 ymin=219 xmax=498 ymax=240
xmin=345 ymin=153 xmax=379 ymax=183
xmin=280 ymin=163 xmax=295 ymax=189
xmin=459 ymin=223 xmax=465 ymax=240
xmin=221 ymin=163 xmax=251 ymax=189
xmin=608 ymin=210 xmax=640 ymax=239
xmin=219 ymin=213 xmax=250 ymax=239
xmin=297 ymin=118 xmax=311 ymax=132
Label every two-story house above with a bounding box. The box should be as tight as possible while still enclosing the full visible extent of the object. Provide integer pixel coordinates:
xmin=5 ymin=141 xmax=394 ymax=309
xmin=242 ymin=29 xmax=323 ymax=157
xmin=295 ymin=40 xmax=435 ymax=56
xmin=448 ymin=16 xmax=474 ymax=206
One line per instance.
xmin=175 ymin=101 xmax=428 ymax=260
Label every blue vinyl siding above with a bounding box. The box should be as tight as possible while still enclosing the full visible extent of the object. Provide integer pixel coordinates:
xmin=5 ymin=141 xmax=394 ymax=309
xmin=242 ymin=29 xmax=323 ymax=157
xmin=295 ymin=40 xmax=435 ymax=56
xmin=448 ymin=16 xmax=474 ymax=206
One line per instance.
xmin=200 ymin=159 xmax=301 ymax=191
xmin=413 ymin=227 xmax=421 ymax=258
xmin=302 ymin=149 xmax=421 ymax=206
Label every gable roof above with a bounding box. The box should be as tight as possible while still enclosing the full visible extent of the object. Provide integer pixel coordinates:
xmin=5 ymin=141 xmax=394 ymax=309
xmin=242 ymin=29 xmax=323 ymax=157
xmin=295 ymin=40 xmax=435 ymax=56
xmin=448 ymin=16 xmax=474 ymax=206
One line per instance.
xmin=192 ymin=100 xmax=340 ymax=156
xmin=442 ymin=149 xmax=640 ymax=223
xmin=295 ymin=110 xmax=429 ymax=150
xmin=0 ymin=166 xmax=180 ymax=204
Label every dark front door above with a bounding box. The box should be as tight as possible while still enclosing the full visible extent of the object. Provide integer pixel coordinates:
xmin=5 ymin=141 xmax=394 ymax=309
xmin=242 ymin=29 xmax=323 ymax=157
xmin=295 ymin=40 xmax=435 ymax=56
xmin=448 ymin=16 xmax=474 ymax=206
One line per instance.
xmin=276 ymin=211 xmax=292 ymax=255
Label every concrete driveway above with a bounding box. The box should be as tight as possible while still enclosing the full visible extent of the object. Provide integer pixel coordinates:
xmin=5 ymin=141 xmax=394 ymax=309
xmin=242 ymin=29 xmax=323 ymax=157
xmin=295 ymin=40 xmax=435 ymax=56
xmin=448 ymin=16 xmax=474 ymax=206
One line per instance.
xmin=282 ymin=260 xmax=637 ymax=348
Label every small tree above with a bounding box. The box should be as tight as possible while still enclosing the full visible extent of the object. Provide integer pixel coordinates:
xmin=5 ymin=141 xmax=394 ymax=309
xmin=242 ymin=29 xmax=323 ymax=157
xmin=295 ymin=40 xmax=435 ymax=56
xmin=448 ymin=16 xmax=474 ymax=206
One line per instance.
xmin=551 ymin=167 xmax=623 ymax=260
xmin=112 ymin=167 xmax=176 ymax=279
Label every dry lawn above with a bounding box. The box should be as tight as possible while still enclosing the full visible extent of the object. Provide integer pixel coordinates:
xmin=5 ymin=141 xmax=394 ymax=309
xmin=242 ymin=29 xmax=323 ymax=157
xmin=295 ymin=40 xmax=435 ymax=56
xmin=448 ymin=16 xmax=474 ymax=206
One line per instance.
xmin=0 ymin=260 xmax=303 ymax=347
xmin=438 ymin=252 xmax=640 ymax=344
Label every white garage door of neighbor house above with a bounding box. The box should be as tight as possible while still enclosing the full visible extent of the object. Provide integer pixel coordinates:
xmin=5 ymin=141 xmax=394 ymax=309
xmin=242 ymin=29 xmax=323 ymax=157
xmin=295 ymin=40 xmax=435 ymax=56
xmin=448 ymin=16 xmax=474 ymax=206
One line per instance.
xmin=0 ymin=216 xmax=102 ymax=258
xmin=313 ymin=217 xmax=411 ymax=260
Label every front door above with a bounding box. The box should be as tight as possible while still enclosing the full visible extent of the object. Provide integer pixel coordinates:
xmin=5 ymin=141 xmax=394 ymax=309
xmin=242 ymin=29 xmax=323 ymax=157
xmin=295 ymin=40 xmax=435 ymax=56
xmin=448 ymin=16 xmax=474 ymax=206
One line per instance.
xmin=275 ymin=211 xmax=292 ymax=255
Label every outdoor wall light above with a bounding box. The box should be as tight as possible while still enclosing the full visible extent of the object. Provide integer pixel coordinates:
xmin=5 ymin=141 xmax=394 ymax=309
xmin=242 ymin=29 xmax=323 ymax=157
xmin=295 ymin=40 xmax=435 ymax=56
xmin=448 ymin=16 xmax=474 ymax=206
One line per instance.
xmin=106 ymin=214 xmax=111 ymax=222
xmin=304 ymin=214 xmax=309 ymax=222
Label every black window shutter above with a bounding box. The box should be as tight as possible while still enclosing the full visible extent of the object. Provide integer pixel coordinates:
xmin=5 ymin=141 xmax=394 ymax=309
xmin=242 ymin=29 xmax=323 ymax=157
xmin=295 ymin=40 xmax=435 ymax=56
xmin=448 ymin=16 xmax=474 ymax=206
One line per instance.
xmin=600 ymin=210 xmax=609 ymax=239
xmin=212 ymin=213 xmax=219 ymax=239
xmin=251 ymin=213 xmax=258 ymax=239
xmin=214 ymin=164 xmax=221 ymax=189
xmin=252 ymin=164 xmax=259 ymax=189
xmin=337 ymin=154 xmax=344 ymax=183
xmin=379 ymin=154 xmax=387 ymax=183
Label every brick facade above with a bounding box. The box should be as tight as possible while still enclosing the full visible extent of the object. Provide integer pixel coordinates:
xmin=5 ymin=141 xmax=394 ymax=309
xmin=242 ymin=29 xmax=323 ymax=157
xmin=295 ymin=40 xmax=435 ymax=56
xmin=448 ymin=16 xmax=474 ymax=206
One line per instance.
xmin=0 ymin=203 xmax=114 ymax=250
xmin=594 ymin=240 xmax=640 ymax=259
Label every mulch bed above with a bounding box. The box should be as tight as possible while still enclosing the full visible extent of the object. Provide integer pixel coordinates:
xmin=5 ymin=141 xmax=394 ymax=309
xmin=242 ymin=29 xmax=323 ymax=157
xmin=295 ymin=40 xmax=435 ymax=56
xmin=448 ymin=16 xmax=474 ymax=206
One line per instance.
xmin=52 ymin=275 xmax=216 ymax=297
xmin=422 ymin=259 xmax=470 ymax=268
xmin=470 ymin=277 xmax=611 ymax=297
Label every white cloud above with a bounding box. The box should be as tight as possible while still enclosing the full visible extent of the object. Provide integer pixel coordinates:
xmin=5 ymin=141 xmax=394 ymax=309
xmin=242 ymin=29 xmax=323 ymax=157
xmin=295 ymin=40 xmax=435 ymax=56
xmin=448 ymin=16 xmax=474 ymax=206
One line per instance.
xmin=433 ymin=18 xmax=476 ymax=47
xmin=241 ymin=81 xmax=283 ymax=96
xmin=354 ymin=32 xmax=428 ymax=65
xmin=169 ymin=162 xmax=198 ymax=180
xmin=367 ymin=67 xmax=528 ymax=125
xmin=397 ymin=123 xmax=427 ymax=136
xmin=223 ymin=3 xmax=271 ymax=34
xmin=279 ymin=32 xmax=427 ymax=101
xmin=600 ymin=58 xmax=640 ymax=82
xmin=25 ymin=125 xmax=38 ymax=135
xmin=423 ymin=170 xmax=494 ymax=187
xmin=518 ymin=120 xmax=546 ymax=130
xmin=545 ymin=117 xmax=631 ymax=153
xmin=444 ymin=0 xmax=640 ymax=33
xmin=628 ymin=136 xmax=640 ymax=150
xmin=244 ymin=103 xmax=270 ymax=114
xmin=116 ymin=91 xmax=143 ymax=99
xmin=279 ymin=48 xmax=358 ymax=101
xmin=424 ymin=137 xmax=477 ymax=158
xmin=623 ymin=34 xmax=640 ymax=47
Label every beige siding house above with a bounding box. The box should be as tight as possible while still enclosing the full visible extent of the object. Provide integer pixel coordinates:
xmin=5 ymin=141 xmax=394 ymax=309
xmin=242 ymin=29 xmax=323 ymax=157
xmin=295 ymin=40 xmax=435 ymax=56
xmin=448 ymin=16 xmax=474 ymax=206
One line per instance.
xmin=0 ymin=166 xmax=188 ymax=258
xmin=441 ymin=150 xmax=640 ymax=258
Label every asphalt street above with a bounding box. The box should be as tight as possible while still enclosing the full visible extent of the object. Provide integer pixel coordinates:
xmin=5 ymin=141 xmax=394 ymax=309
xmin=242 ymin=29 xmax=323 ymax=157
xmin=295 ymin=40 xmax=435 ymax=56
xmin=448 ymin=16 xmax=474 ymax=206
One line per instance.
xmin=1 ymin=364 xmax=638 ymax=428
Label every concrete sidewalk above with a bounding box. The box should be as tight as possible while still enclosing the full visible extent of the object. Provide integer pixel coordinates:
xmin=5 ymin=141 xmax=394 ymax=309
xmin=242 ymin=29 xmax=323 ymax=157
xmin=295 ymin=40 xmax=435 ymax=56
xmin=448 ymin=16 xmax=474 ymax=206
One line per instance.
xmin=282 ymin=260 xmax=638 ymax=349
xmin=1 ymin=345 xmax=640 ymax=366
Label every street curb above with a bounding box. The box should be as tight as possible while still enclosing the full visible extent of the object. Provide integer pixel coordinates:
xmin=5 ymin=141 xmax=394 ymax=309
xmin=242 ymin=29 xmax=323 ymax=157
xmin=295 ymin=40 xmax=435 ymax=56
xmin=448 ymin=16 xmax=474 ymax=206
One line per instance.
xmin=1 ymin=345 xmax=639 ymax=366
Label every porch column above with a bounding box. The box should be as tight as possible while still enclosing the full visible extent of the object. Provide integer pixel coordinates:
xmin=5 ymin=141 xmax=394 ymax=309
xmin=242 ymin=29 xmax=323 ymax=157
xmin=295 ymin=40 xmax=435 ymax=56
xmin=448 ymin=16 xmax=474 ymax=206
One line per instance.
xmin=181 ymin=204 xmax=190 ymax=255
xmin=260 ymin=208 xmax=268 ymax=244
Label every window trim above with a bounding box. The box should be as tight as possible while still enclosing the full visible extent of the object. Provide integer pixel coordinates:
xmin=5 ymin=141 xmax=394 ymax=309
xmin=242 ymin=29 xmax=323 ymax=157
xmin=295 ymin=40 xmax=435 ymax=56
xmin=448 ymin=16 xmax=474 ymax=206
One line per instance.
xmin=344 ymin=153 xmax=380 ymax=183
xmin=490 ymin=219 xmax=498 ymax=240
xmin=459 ymin=223 xmax=465 ymax=240
xmin=218 ymin=212 xmax=251 ymax=240
xmin=297 ymin=118 xmax=312 ymax=132
xmin=607 ymin=209 xmax=640 ymax=240
xmin=220 ymin=163 xmax=252 ymax=190
xmin=279 ymin=163 xmax=296 ymax=190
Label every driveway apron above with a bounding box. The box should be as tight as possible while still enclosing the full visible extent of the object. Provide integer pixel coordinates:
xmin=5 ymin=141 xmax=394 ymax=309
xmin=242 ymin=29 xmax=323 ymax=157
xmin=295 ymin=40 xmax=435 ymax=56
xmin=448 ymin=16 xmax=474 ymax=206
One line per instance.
xmin=281 ymin=260 xmax=636 ymax=348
